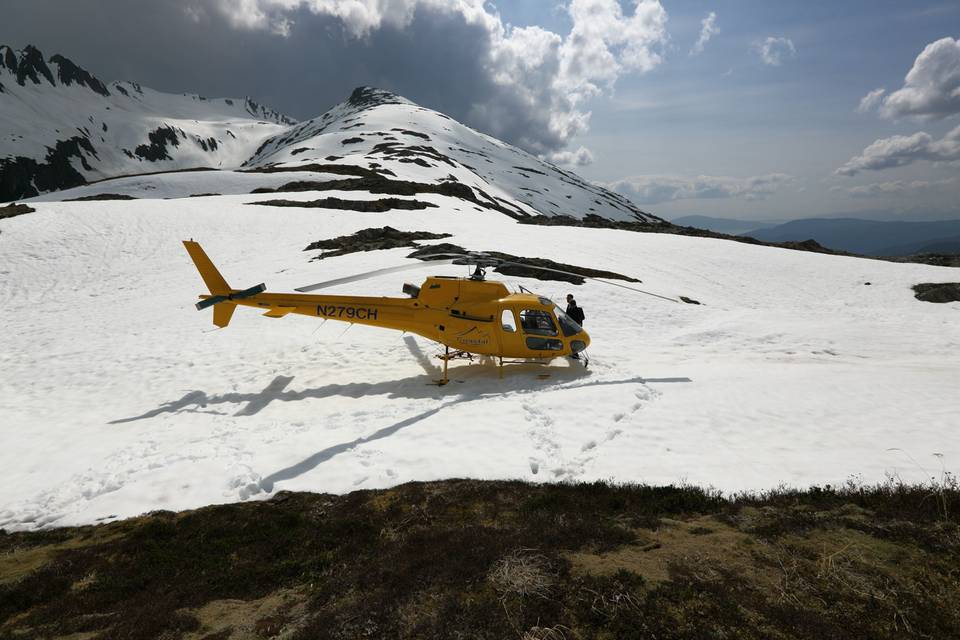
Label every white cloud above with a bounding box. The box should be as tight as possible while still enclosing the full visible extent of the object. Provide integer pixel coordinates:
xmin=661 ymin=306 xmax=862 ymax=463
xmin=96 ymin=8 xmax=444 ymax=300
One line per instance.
xmin=878 ymin=37 xmax=960 ymax=120
xmin=754 ymin=36 xmax=795 ymax=67
xmin=545 ymin=146 xmax=594 ymax=166
xmin=605 ymin=173 xmax=792 ymax=204
xmin=833 ymin=177 xmax=958 ymax=198
xmin=835 ymin=124 xmax=960 ymax=175
xmin=196 ymin=0 xmax=670 ymax=155
xmin=856 ymin=87 xmax=886 ymax=114
xmin=689 ymin=11 xmax=717 ymax=56
xmin=558 ymin=0 xmax=669 ymax=100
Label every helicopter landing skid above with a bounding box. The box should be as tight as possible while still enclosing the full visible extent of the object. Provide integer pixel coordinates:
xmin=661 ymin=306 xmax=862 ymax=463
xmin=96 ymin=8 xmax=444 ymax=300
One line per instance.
xmin=432 ymin=347 xmax=474 ymax=385
xmin=431 ymin=348 xmax=586 ymax=385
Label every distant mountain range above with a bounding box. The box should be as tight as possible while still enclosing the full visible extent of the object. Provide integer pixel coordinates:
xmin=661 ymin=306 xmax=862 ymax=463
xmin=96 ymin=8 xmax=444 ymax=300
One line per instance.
xmin=668 ymin=215 xmax=960 ymax=256
xmin=743 ymin=218 xmax=960 ymax=256
xmin=671 ymin=215 xmax=777 ymax=236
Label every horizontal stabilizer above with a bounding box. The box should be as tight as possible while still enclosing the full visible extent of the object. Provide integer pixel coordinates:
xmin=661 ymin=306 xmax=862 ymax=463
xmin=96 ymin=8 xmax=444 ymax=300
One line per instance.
xmin=263 ymin=307 xmax=296 ymax=318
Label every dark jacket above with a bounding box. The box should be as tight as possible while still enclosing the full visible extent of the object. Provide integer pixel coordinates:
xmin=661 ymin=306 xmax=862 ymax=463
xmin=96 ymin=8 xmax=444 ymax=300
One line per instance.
xmin=566 ymin=302 xmax=585 ymax=325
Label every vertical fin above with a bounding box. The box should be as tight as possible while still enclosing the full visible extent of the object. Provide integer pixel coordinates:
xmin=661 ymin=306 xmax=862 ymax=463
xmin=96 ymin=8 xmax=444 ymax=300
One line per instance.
xmin=183 ymin=240 xmax=230 ymax=295
xmin=213 ymin=303 xmax=237 ymax=328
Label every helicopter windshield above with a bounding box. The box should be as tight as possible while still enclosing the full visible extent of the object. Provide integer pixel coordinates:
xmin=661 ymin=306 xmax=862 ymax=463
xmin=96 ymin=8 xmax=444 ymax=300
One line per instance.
xmin=553 ymin=306 xmax=582 ymax=337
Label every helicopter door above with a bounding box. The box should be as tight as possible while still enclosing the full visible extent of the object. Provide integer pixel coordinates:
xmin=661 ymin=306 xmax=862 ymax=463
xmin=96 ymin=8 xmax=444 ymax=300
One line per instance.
xmin=497 ymin=307 xmax=525 ymax=356
xmin=518 ymin=308 xmax=564 ymax=354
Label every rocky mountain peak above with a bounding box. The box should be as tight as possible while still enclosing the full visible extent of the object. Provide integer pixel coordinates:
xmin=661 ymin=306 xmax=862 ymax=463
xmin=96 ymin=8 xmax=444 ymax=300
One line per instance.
xmin=0 ymin=45 xmax=16 ymax=71
xmin=346 ymin=86 xmax=410 ymax=110
xmin=0 ymin=45 xmax=108 ymax=97
xmin=244 ymin=97 xmax=297 ymax=126
xmin=49 ymin=53 xmax=110 ymax=96
xmin=11 ymin=44 xmax=56 ymax=87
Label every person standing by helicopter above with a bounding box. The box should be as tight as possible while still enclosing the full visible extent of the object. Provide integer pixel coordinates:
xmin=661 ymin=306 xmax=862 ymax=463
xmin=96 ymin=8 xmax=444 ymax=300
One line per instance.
xmin=565 ymin=293 xmax=585 ymax=326
xmin=565 ymin=293 xmax=586 ymax=359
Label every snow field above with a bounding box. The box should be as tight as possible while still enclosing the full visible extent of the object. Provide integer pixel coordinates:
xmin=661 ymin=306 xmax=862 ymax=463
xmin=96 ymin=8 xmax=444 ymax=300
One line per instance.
xmin=1 ymin=193 xmax=958 ymax=530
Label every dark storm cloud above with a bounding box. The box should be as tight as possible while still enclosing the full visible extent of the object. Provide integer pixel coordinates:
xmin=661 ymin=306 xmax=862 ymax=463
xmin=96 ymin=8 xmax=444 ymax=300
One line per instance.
xmin=0 ymin=0 xmax=669 ymax=157
xmin=0 ymin=0 xmax=489 ymax=121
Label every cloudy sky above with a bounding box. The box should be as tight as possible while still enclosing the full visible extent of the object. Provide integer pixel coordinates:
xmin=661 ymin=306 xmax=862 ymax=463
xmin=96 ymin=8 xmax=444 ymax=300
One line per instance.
xmin=3 ymin=0 xmax=959 ymax=221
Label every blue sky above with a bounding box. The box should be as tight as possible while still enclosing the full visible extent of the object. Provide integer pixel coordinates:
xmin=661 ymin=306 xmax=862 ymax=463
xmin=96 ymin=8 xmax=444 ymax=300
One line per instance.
xmin=567 ymin=1 xmax=960 ymax=220
xmin=2 ymin=0 xmax=958 ymax=221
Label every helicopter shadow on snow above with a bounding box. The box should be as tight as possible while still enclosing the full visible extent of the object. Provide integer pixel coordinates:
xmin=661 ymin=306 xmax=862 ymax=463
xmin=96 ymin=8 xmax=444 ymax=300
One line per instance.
xmin=109 ymin=353 xmax=597 ymax=425
xmin=109 ymin=339 xmax=690 ymax=491
xmin=109 ymin=337 xmax=578 ymax=424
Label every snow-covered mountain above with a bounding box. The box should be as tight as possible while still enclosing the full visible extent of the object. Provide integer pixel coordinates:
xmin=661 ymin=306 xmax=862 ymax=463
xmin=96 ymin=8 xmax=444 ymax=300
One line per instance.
xmin=0 ymin=44 xmax=294 ymax=201
xmin=2 ymin=45 xmax=660 ymax=223
xmin=240 ymin=86 xmax=658 ymax=222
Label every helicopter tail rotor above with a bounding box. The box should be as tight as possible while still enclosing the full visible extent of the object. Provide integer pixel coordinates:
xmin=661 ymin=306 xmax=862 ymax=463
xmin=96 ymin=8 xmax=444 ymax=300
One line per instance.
xmin=184 ymin=240 xmax=267 ymax=327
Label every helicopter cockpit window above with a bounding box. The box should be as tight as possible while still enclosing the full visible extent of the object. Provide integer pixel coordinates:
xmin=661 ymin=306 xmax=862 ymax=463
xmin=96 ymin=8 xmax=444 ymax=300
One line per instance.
xmin=553 ymin=306 xmax=582 ymax=337
xmin=519 ymin=309 xmax=557 ymax=336
xmin=501 ymin=309 xmax=517 ymax=332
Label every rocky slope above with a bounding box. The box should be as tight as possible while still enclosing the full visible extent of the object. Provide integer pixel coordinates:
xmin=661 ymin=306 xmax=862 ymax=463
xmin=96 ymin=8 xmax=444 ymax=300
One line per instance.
xmin=0 ymin=44 xmax=293 ymax=201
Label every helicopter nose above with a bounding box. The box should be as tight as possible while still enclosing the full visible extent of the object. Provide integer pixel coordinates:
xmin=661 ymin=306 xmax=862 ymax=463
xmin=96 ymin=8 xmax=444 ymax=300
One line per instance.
xmin=570 ymin=330 xmax=590 ymax=354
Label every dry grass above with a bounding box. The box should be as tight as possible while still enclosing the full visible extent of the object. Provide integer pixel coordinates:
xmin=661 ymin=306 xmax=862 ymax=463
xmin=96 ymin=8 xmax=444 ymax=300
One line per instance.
xmin=2 ymin=479 xmax=958 ymax=639
xmin=489 ymin=549 xmax=555 ymax=599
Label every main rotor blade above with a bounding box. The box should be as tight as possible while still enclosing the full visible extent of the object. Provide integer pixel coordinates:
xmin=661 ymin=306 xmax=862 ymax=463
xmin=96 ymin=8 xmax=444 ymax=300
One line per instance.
xmin=295 ymin=259 xmax=458 ymax=293
xmin=495 ymin=261 xmax=679 ymax=303
xmin=413 ymin=252 xmax=472 ymax=259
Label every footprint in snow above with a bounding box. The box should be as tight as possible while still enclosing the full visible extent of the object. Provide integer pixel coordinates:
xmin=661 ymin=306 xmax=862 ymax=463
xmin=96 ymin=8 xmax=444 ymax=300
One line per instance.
xmin=226 ymin=464 xmax=264 ymax=500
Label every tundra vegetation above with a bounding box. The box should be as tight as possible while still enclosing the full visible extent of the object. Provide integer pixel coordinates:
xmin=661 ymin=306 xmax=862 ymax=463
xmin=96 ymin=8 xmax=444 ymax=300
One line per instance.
xmin=2 ymin=478 xmax=958 ymax=639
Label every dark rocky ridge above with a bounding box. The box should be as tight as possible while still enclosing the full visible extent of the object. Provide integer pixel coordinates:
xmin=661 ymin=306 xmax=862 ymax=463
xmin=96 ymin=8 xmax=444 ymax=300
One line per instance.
xmin=48 ymin=54 xmax=110 ymax=96
xmin=407 ymin=242 xmax=640 ymax=285
xmin=243 ymin=97 xmax=296 ymax=126
xmin=253 ymin=196 xmax=438 ymax=213
xmin=0 ymin=202 xmax=35 ymax=220
xmin=245 ymin=163 xmax=383 ymax=179
xmin=248 ymin=170 xmax=526 ymax=219
xmin=133 ymin=126 xmax=181 ymax=161
xmin=0 ymin=136 xmax=98 ymax=199
xmin=9 ymin=45 xmax=55 ymax=87
xmin=0 ymin=45 xmax=109 ymax=95
xmin=304 ymin=226 xmax=451 ymax=257
xmin=891 ymin=254 xmax=960 ymax=268
xmin=912 ymin=283 xmax=960 ymax=303
xmin=64 ymin=193 xmax=138 ymax=202
xmin=346 ymin=86 xmax=409 ymax=110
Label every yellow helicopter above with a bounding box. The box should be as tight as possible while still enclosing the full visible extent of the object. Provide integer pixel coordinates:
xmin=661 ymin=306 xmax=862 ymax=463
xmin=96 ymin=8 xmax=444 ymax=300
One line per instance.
xmin=184 ymin=240 xmax=677 ymax=384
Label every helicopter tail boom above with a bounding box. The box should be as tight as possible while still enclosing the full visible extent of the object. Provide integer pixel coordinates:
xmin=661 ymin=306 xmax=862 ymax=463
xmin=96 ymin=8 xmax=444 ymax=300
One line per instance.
xmin=183 ymin=240 xmax=231 ymax=295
